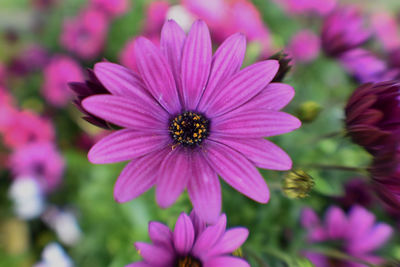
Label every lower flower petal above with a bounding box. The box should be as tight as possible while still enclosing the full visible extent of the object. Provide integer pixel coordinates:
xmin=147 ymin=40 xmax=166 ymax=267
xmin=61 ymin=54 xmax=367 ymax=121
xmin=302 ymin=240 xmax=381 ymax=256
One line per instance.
xmin=125 ymin=262 xmax=151 ymax=267
xmin=88 ymin=129 xmax=169 ymax=164
xmin=149 ymin=221 xmax=173 ymax=250
xmin=156 ymin=147 xmax=191 ymax=208
xmin=188 ymin=153 xmax=221 ymax=224
xmin=113 ymin=148 xmax=170 ymax=203
xmin=349 ymin=223 xmax=393 ymax=254
xmin=204 ymin=256 xmax=250 ymax=267
xmin=207 ymin=228 xmax=249 ymax=257
xmin=325 ymin=206 xmax=348 ymax=239
xmin=134 ymin=242 xmax=174 ymax=266
xmin=212 ymin=110 xmax=301 ymax=138
xmin=210 ymin=137 xmax=292 ymax=170
xmin=173 ymin=213 xmax=195 ymax=255
xmin=203 ymin=140 xmax=269 ymax=203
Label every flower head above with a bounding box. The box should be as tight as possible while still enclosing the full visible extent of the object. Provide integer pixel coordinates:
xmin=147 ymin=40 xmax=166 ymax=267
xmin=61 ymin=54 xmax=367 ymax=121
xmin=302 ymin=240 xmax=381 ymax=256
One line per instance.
xmin=345 ymin=81 xmax=400 ymax=154
xmin=321 ymin=7 xmax=370 ymax=57
xmin=128 ymin=212 xmax=249 ymax=267
xmin=9 ymin=141 xmax=65 ymax=192
xmin=301 ymin=205 xmax=393 ymax=266
xmin=371 ymin=11 xmax=400 ymax=53
xmin=42 ymin=55 xmax=83 ymax=107
xmin=272 ymin=0 xmax=337 ymax=16
xmin=82 ymin=20 xmax=300 ymax=223
xmin=60 ymin=8 xmax=109 ymax=60
xmin=286 ymin=30 xmax=320 ymax=63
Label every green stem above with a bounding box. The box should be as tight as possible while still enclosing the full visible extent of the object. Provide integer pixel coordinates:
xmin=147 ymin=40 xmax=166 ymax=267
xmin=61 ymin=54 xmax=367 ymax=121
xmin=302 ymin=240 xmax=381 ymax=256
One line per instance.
xmin=305 ymin=163 xmax=367 ymax=174
xmin=260 ymin=247 xmax=297 ymax=267
xmin=310 ymin=247 xmax=378 ymax=267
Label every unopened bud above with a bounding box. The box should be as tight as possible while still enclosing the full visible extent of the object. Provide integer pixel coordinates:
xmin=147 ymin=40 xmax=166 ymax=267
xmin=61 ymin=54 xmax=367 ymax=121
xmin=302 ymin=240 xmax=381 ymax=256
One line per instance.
xmin=269 ymin=51 xmax=292 ymax=82
xmin=296 ymin=101 xmax=322 ymax=123
xmin=283 ymin=170 xmax=314 ymax=199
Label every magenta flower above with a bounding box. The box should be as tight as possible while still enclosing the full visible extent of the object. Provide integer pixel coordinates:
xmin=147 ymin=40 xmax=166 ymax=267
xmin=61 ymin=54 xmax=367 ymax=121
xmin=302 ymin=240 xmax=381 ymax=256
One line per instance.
xmin=1 ymin=110 xmax=54 ymax=149
xmin=60 ymin=8 xmax=109 ymax=60
xmin=9 ymin=44 xmax=50 ymax=76
xmin=9 ymin=141 xmax=65 ymax=192
xmin=42 ymin=55 xmax=83 ymax=107
xmin=127 ymin=212 xmax=249 ymax=267
xmin=302 ymin=205 xmax=393 ymax=266
xmin=286 ymin=30 xmax=320 ymax=63
xmin=321 ymin=7 xmax=370 ymax=57
xmin=372 ymin=12 xmax=400 ymax=53
xmin=182 ymin=0 xmax=272 ymax=56
xmin=89 ymin=0 xmax=129 ymax=18
xmin=272 ymin=0 xmax=337 ymax=16
xmin=82 ymin=20 xmax=300 ymax=223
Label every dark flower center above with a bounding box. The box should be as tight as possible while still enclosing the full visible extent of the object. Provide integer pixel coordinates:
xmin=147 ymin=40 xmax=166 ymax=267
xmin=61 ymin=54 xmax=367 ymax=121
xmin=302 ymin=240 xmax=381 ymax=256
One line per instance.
xmin=175 ymin=255 xmax=202 ymax=267
xmin=169 ymin=111 xmax=209 ymax=147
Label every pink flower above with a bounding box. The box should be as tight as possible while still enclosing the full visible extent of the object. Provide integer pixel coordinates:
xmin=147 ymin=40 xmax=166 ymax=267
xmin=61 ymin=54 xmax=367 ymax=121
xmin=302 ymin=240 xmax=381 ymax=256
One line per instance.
xmin=286 ymin=30 xmax=320 ymax=63
xmin=371 ymin=11 xmax=400 ymax=52
xmin=42 ymin=55 xmax=83 ymax=107
xmin=128 ymin=212 xmax=249 ymax=267
xmin=9 ymin=141 xmax=65 ymax=192
xmin=272 ymin=0 xmax=337 ymax=16
xmin=60 ymin=8 xmax=109 ymax=60
xmin=82 ymin=20 xmax=300 ymax=223
xmin=1 ymin=110 xmax=54 ymax=149
xmin=89 ymin=0 xmax=129 ymax=18
xmin=302 ymin=206 xmax=392 ymax=266
xmin=0 ymin=86 xmax=16 ymax=132
xmin=182 ymin=0 xmax=272 ymax=55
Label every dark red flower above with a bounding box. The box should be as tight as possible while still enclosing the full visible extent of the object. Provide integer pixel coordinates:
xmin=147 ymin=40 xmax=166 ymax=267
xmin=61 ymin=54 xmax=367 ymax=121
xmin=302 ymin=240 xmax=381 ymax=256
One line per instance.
xmin=345 ymin=81 xmax=400 ymax=154
xmin=69 ymin=69 xmax=112 ymax=129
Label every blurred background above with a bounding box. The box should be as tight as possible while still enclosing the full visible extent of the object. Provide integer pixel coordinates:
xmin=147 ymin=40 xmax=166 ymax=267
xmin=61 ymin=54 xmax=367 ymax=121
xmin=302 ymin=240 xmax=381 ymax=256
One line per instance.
xmin=1 ymin=0 xmax=400 ymax=266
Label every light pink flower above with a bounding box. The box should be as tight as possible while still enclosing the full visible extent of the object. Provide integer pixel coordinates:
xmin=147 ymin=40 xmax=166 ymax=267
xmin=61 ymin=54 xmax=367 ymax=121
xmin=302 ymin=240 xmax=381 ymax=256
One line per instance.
xmin=90 ymin=0 xmax=129 ymax=18
xmin=9 ymin=141 xmax=65 ymax=192
xmin=286 ymin=30 xmax=320 ymax=63
xmin=42 ymin=55 xmax=84 ymax=107
xmin=371 ymin=11 xmax=400 ymax=52
xmin=273 ymin=0 xmax=337 ymax=16
xmin=60 ymin=8 xmax=109 ymax=60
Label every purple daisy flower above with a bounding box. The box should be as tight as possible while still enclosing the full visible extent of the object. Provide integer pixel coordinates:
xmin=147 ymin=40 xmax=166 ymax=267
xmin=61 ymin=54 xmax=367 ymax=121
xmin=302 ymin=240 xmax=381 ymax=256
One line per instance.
xmin=82 ymin=19 xmax=301 ymax=223
xmin=127 ymin=212 xmax=249 ymax=267
xmin=301 ymin=205 xmax=393 ymax=267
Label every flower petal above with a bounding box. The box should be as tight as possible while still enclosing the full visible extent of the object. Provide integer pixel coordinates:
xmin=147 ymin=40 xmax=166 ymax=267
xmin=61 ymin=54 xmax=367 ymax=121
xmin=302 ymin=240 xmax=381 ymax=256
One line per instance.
xmin=93 ymin=62 xmax=149 ymax=98
xmin=204 ymin=60 xmax=279 ymax=118
xmin=207 ymin=228 xmax=248 ymax=257
xmin=350 ymin=223 xmax=393 ymax=254
xmin=212 ymin=110 xmax=301 ymax=138
xmin=232 ymin=83 xmax=295 ymax=114
xmin=134 ymin=242 xmax=173 ymax=266
xmin=324 ymin=206 xmax=348 ymax=239
xmin=347 ymin=206 xmax=375 ymax=241
xmin=192 ymin=214 xmax=226 ymax=259
xmin=82 ymin=95 xmax=169 ymax=131
xmin=188 ymin=152 xmax=221 ymax=224
xmin=181 ymin=20 xmax=212 ymax=110
xmin=125 ymin=262 xmax=151 ymax=267
xmin=204 ymin=140 xmax=269 ymax=203
xmin=134 ymin=37 xmax=181 ymax=114
xmin=160 ymin=20 xmax=186 ymax=100
xmin=113 ymin=148 xmax=170 ymax=202
xmin=204 ymin=256 xmax=250 ymax=267
xmin=301 ymin=208 xmax=321 ymax=229
xmin=88 ymin=129 xmax=169 ymax=164
xmin=173 ymin=213 xmax=195 ymax=255
xmin=211 ymin=137 xmax=292 ymax=170
xmin=197 ymin=33 xmax=246 ymax=113
xmin=149 ymin=221 xmax=173 ymax=250
xmin=156 ymin=147 xmax=191 ymax=208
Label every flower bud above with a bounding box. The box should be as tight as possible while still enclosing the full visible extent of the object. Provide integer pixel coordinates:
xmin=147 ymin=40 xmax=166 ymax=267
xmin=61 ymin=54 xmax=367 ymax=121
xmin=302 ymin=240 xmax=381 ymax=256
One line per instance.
xmin=282 ymin=170 xmax=314 ymax=199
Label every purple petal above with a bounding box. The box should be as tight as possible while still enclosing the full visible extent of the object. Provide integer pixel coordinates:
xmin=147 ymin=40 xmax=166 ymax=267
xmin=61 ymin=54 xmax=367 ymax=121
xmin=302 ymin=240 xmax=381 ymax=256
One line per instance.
xmin=156 ymin=147 xmax=191 ymax=208
xmin=149 ymin=221 xmax=173 ymax=250
xmin=207 ymin=228 xmax=249 ymax=257
xmin=324 ymin=206 xmax=348 ymax=239
xmin=181 ymin=20 xmax=212 ymax=110
xmin=93 ymin=62 xmax=148 ymax=98
xmin=212 ymin=110 xmax=301 ymax=138
xmin=204 ymin=256 xmax=250 ymax=267
xmin=232 ymin=83 xmax=295 ymax=115
xmin=113 ymin=148 xmax=170 ymax=202
xmin=347 ymin=206 xmax=375 ymax=241
xmin=125 ymin=262 xmax=151 ymax=267
xmin=203 ymin=140 xmax=270 ymax=203
xmin=192 ymin=214 xmax=226 ymax=259
xmin=134 ymin=242 xmax=173 ymax=266
xmin=82 ymin=95 xmax=169 ymax=131
xmin=88 ymin=129 xmax=169 ymax=164
xmin=188 ymin=152 xmax=221 ymax=224
xmin=301 ymin=208 xmax=320 ymax=229
xmin=190 ymin=211 xmax=206 ymax=237
xmin=160 ymin=20 xmax=186 ymax=100
xmin=204 ymin=60 xmax=279 ymax=118
xmin=349 ymin=223 xmax=393 ymax=254
xmin=173 ymin=213 xmax=195 ymax=255
xmin=134 ymin=37 xmax=181 ymax=114
xmin=210 ymin=137 xmax=292 ymax=170
xmin=197 ymin=33 xmax=246 ymax=113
